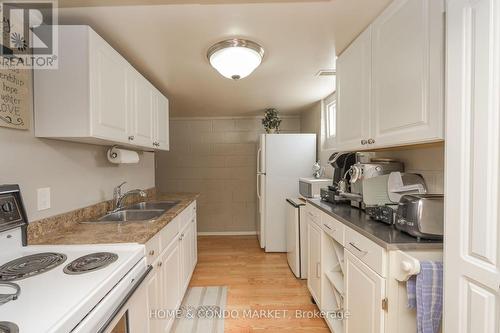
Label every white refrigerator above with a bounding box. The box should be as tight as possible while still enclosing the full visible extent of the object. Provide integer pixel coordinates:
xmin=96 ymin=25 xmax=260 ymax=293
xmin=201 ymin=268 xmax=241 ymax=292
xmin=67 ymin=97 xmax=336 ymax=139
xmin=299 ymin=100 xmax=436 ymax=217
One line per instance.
xmin=256 ymin=134 xmax=316 ymax=252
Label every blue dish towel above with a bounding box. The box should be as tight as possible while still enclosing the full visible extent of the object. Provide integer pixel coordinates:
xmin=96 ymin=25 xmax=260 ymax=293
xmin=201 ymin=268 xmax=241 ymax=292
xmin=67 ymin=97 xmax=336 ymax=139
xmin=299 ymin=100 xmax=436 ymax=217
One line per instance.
xmin=406 ymin=261 xmax=443 ymax=333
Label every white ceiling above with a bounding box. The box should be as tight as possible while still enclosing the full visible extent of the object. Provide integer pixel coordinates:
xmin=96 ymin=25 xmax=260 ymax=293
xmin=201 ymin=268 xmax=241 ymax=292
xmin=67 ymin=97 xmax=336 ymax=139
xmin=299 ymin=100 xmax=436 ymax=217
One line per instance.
xmin=58 ymin=0 xmax=391 ymax=116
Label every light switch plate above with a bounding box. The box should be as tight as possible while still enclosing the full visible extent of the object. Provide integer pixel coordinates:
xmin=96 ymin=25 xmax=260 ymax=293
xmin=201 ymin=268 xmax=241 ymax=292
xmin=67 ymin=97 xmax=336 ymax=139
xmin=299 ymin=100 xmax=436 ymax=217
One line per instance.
xmin=37 ymin=187 xmax=51 ymax=211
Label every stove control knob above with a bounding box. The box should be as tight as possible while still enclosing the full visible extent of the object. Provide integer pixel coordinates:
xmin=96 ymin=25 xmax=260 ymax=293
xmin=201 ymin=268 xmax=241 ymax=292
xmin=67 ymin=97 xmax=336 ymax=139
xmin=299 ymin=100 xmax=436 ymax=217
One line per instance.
xmin=2 ymin=202 xmax=14 ymax=213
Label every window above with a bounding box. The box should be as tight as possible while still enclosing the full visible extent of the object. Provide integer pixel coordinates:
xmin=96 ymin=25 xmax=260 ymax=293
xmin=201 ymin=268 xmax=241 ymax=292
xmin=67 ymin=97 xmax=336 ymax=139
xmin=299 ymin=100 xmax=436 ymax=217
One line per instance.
xmin=322 ymin=93 xmax=337 ymax=148
xmin=325 ymin=100 xmax=337 ymax=139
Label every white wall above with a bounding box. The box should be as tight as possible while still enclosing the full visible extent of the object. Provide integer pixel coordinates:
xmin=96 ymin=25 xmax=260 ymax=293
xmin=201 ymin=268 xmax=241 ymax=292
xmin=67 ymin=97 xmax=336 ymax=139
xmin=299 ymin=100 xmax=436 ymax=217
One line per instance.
xmin=0 ymin=77 xmax=155 ymax=222
xmin=300 ymin=101 xmax=322 ymax=158
xmin=156 ymin=116 xmax=301 ymax=233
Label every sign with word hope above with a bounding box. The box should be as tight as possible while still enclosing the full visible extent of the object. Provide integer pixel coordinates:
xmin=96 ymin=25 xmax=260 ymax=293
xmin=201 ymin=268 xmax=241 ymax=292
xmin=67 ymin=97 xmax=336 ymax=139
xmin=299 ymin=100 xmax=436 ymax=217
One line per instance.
xmin=0 ymin=61 xmax=29 ymax=130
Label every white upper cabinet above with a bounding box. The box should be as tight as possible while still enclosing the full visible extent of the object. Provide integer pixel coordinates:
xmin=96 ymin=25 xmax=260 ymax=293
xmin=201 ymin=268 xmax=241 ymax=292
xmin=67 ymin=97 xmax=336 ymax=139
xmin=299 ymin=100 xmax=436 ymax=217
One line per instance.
xmin=34 ymin=25 xmax=169 ymax=151
xmin=336 ymin=27 xmax=372 ymax=151
xmin=155 ymin=93 xmax=170 ymax=150
xmin=90 ymin=34 xmax=129 ymax=142
xmin=334 ymin=0 xmax=445 ymax=151
xmin=128 ymin=69 xmax=155 ymax=148
xmin=371 ymin=0 xmax=445 ymax=147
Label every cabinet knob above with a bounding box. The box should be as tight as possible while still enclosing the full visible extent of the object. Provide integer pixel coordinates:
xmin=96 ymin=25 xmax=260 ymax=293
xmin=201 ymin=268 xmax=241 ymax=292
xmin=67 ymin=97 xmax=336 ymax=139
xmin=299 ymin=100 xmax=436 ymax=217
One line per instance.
xmin=158 ymin=261 xmax=163 ymax=267
xmin=361 ymin=139 xmax=368 ymax=145
xmin=368 ymin=138 xmax=375 ymax=144
xmin=149 ymin=250 xmax=155 ymax=256
xmin=128 ymin=136 xmax=135 ymax=141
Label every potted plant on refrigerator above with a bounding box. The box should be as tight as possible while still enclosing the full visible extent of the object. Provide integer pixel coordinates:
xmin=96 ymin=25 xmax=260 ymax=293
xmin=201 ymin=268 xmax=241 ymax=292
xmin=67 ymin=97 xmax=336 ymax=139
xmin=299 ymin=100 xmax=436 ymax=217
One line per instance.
xmin=262 ymin=108 xmax=282 ymax=133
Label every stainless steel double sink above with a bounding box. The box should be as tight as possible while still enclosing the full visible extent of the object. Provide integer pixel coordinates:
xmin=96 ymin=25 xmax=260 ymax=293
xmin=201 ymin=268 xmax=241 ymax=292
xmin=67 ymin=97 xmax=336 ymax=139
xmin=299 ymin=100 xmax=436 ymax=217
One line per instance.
xmin=83 ymin=201 xmax=180 ymax=223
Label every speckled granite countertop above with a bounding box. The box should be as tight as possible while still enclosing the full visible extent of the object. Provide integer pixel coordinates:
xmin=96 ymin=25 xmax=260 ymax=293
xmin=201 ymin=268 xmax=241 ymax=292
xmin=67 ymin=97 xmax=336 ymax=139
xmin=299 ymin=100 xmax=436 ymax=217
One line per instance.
xmin=307 ymin=199 xmax=443 ymax=251
xmin=28 ymin=192 xmax=199 ymax=245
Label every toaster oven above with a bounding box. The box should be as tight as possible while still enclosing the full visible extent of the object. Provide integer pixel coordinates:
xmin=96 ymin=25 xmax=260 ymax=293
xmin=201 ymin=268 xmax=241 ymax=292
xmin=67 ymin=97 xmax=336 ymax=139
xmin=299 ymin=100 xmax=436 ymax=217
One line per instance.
xmin=395 ymin=194 xmax=444 ymax=240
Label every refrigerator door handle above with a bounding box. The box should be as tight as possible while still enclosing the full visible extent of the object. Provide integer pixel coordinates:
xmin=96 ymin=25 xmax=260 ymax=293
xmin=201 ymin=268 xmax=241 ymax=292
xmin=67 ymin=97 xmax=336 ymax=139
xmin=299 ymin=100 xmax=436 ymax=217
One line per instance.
xmin=257 ymin=148 xmax=262 ymax=174
xmin=257 ymin=174 xmax=261 ymax=199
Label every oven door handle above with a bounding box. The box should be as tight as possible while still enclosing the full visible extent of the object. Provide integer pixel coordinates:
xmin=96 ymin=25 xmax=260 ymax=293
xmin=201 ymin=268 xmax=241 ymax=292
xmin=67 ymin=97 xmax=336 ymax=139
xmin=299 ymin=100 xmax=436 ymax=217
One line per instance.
xmin=97 ymin=265 xmax=153 ymax=333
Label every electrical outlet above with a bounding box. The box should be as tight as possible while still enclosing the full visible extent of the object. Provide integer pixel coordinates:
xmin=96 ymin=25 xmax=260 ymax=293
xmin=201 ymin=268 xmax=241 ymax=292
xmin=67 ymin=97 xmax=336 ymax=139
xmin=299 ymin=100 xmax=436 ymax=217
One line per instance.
xmin=37 ymin=187 xmax=51 ymax=211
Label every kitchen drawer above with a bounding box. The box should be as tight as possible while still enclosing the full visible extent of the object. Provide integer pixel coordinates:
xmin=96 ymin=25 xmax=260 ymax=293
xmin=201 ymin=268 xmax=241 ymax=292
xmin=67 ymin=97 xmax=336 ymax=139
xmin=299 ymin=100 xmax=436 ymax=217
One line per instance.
xmin=304 ymin=204 xmax=321 ymax=226
xmin=179 ymin=201 xmax=196 ymax=232
xmin=145 ymin=234 xmax=160 ymax=265
xmin=160 ymin=215 xmax=180 ymax=250
xmin=345 ymin=227 xmax=387 ymax=277
xmin=321 ymin=214 xmax=345 ymax=246
xmin=187 ymin=201 xmax=197 ymax=219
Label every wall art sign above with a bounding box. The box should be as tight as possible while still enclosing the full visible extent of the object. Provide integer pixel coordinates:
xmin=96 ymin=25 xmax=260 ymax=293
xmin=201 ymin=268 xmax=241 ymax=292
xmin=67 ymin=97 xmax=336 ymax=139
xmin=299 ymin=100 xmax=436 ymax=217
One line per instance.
xmin=0 ymin=60 xmax=29 ymax=130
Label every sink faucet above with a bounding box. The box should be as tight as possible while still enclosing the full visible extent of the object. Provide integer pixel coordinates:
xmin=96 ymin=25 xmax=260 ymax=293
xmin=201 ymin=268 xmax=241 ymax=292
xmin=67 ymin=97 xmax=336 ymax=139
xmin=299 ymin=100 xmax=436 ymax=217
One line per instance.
xmin=113 ymin=182 xmax=147 ymax=211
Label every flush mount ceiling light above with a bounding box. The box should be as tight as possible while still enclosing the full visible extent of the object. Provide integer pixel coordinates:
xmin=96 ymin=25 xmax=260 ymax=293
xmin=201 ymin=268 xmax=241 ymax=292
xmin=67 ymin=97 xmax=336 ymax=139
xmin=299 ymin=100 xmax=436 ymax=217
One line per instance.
xmin=207 ymin=39 xmax=264 ymax=80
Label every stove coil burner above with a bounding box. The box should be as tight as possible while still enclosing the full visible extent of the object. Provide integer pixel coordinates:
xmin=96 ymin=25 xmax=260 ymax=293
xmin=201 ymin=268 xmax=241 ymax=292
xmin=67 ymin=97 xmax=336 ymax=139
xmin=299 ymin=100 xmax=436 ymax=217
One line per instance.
xmin=0 ymin=282 xmax=20 ymax=305
xmin=64 ymin=252 xmax=118 ymax=275
xmin=0 ymin=322 xmax=19 ymax=333
xmin=0 ymin=253 xmax=67 ymax=281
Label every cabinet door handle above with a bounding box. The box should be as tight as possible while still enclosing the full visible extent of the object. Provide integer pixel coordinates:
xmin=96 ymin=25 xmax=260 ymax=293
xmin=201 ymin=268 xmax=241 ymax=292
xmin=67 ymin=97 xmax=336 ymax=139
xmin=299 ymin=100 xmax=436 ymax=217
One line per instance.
xmin=349 ymin=242 xmax=368 ymax=255
xmin=361 ymin=139 xmax=368 ymax=145
xmin=128 ymin=135 xmax=135 ymax=141
xmin=323 ymin=223 xmax=334 ymax=231
xmin=368 ymin=138 xmax=375 ymax=144
xmin=316 ymin=262 xmax=321 ymax=278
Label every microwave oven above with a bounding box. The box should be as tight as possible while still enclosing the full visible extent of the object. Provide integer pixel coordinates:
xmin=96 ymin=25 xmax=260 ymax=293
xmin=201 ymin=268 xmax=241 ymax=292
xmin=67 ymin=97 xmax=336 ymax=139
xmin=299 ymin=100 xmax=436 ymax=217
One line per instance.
xmin=299 ymin=178 xmax=331 ymax=198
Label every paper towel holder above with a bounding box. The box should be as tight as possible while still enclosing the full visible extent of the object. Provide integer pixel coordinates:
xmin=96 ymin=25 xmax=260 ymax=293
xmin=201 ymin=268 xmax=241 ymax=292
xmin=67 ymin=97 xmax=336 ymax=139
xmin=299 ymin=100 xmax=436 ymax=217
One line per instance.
xmin=108 ymin=146 xmax=119 ymax=159
xmin=107 ymin=146 xmax=140 ymax=164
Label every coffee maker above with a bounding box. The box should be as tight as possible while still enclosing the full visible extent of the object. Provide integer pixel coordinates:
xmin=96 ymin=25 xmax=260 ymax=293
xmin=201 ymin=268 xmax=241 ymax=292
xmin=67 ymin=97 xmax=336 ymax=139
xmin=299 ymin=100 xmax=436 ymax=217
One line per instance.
xmin=320 ymin=152 xmax=357 ymax=203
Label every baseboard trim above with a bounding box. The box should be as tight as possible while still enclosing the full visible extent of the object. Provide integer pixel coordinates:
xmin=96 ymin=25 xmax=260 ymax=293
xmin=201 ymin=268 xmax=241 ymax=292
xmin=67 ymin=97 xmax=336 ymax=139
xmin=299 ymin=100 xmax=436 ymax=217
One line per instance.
xmin=197 ymin=231 xmax=257 ymax=236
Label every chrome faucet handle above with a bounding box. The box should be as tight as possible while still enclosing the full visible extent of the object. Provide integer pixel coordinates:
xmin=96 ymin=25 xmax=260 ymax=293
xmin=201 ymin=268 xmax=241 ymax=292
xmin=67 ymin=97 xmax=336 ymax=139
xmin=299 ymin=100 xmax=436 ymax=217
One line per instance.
xmin=113 ymin=182 xmax=127 ymax=209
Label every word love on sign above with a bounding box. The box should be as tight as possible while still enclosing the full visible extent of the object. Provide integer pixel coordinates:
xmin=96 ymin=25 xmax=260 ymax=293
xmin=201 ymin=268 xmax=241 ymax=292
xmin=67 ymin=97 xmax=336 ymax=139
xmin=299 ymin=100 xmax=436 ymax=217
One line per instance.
xmin=0 ymin=57 xmax=30 ymax=130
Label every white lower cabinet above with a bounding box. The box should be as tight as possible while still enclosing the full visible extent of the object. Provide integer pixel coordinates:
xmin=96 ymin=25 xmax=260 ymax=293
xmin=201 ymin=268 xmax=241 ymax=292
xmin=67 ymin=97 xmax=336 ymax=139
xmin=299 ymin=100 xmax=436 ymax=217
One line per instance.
xmin=307 ymin=216 xmax=322 ymax=305
xmin=179 ymin=213 xmax=197 ymax=295
xmin=159 ymin=239 xmax=181 ymax=333
xmin=344 ymin=250 xmax=385 ymax=333
xmin=145 ymin=201 xmax=197 ymax=333
xmin=305 ymin=203 xmax=443 ymax=333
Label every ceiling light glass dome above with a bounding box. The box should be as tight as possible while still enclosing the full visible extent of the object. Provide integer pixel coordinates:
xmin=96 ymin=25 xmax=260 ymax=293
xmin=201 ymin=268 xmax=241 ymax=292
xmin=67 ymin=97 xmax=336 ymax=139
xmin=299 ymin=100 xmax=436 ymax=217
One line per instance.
xmin=207 ymin=39 xmax=264 ymax=80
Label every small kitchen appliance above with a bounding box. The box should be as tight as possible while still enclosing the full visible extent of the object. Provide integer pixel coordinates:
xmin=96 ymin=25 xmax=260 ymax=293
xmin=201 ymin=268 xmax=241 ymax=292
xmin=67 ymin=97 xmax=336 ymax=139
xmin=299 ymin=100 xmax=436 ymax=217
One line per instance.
xmin=348 ymin=159 xmax=404 ymax=209
xmin=299 ymin=177 xmax=331 ymax=198
xmin=362 ymin=172 xmax=427 ymax=224
xmin=0 ymin=184 xmax=150 ymax=333
xmin=395 ymin=194 xmax=444 ymax=240
xmin=320 ymin=152 xmax=358 ymax=204
xmin=285 ymin=197 xmax=307 ymax=279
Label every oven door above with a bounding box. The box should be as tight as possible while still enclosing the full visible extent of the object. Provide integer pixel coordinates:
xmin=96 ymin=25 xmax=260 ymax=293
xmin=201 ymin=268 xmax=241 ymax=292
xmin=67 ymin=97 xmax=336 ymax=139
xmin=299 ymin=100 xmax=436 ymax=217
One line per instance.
xmin=72 ymin=259 xmax=152 ymax=333
xmin=100 ymin=263 xmax=152 ymax=333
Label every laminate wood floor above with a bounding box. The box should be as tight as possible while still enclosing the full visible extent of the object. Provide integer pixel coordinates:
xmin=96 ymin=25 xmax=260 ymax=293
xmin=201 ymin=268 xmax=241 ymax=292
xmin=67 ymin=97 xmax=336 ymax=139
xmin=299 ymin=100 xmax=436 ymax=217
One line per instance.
xmin=189 ymin=236 xmax=330 ymax=333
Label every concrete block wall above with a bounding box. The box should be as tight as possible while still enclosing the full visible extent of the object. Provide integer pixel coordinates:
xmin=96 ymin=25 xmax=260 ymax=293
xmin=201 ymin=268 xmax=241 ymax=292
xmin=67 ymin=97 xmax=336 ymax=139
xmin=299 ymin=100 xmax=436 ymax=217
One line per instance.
xmin=156 ymin=116 xmax=301 ymax=234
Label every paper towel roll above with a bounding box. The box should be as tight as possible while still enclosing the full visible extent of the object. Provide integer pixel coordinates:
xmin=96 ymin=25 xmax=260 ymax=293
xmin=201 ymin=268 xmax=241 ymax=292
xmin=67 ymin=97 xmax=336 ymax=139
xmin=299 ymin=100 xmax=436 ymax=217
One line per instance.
xmin=107 ymin=147 xmax=140 ymax=164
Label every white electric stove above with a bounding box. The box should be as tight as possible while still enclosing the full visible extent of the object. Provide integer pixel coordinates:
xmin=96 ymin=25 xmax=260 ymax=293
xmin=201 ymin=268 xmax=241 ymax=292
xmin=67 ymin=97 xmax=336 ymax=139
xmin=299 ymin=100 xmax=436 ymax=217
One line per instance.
xmin=0 ymin=185 xmax=150 ymax=333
